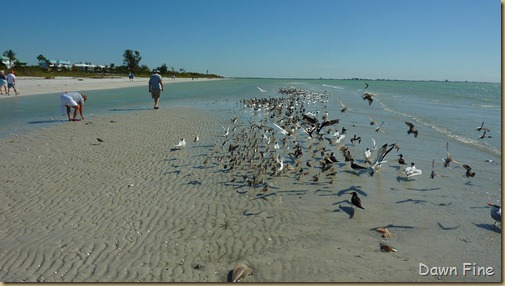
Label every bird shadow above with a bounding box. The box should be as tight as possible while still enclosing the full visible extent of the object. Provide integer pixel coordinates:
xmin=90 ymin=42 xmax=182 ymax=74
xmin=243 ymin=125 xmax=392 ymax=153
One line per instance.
xmin=396 ymin=176 xmax=411 ymax=183
xmin=396 ymin=198 xmax=427 ymax=204
xmin=338 ymin=205 xmax=354 ymax=219
xmin=472 ymin=222 xmax=501 ymax=233
xmin=407 ymin=187 xmax=442 ymax=192
xmin=243 ymin=210 xmax=261 ymax=216
xmin=437 ymin=222 xmax=460 ymax=230
xmin=337 ymin=186 xmax=366 ymax=197
xmin=109 ymin=108 xmax=150 ymax=111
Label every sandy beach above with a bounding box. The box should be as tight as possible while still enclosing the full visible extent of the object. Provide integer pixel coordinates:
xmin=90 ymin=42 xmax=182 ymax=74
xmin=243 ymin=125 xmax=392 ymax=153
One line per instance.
xmin=0 ymin=79 xmax=501 ymax=282
xmin=0 ymin=76 xmax=221 ymax=97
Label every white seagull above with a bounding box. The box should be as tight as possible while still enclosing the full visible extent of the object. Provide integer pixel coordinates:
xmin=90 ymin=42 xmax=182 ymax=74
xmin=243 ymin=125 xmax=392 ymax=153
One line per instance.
xmin=175 ymin=138 xmax=186 ymax=147
xmin=487 ymin=203 xmax=501 ymax=226
xmin=404 ymin=162 xmax=422 ymax=178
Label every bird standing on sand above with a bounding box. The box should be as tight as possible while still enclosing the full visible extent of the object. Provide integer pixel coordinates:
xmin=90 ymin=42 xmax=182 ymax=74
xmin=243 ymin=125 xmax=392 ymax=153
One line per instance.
xmin=486 ymin=203 xmax=501 ymax=225
xmin=398 ymin=154 xmax=406 ymax=165
xmin=175 ymin=138 xmax=186 ymax=147
xmin=404 ymin=162 xmax=422 ymax=178
xmin=405 ymin=122 xmax=418 ymax=137
xmin=462 ymin=164 xmax=475 ymax=177
xmin=351 ymin=192 xmax=364 ymax=209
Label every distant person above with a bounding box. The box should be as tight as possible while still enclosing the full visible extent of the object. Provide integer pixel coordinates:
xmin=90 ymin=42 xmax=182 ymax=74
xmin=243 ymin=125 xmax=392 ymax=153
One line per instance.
xmin=148 ymin=69 xmax=164 ymax=109
xmin=60 ymin=92 xmax=87 ymax=121
xmin=0 ymin=70 xmax=7 ymax=94
xmin=128 ymin=72 xmax=134 ymax=81
xmin=6 ymin=70 xmax=19 ymax=95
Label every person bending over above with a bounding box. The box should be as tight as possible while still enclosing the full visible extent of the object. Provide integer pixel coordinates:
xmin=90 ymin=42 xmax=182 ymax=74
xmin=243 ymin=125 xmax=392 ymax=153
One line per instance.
xmin=61 ymin=92 xmax=87 ymax=121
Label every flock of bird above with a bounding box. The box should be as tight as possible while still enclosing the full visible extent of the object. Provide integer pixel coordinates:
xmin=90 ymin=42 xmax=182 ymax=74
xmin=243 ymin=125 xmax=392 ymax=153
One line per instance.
xmin=171 ymin=85 xmax=500 ymax=226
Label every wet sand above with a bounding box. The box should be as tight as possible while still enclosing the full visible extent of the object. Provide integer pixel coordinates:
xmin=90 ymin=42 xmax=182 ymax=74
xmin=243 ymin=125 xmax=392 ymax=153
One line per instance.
xmin=0 ymin=84 xmax=501 ymax=282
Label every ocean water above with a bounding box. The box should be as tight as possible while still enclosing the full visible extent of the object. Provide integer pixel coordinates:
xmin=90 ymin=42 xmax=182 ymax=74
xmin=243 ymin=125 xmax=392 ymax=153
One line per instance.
xmin=0 ymin=78 xmax=501 ymax=281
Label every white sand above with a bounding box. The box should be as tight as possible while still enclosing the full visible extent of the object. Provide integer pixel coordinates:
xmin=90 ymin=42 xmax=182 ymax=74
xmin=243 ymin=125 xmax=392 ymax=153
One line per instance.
xmin=0 ymin=76 xmax=221 ymax=97
xmin=0 ymin=79 xmax=501 ymax=282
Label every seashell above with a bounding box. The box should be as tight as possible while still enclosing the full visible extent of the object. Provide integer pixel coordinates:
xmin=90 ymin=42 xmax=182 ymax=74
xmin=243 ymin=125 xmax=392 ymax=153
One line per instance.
xmin=231 ymin=261 xmax=253 ymax=282
xmin=375 ymin=227 xmax=392 ymax=239
xmin=380 ymin=243 xmax=397 ymax=252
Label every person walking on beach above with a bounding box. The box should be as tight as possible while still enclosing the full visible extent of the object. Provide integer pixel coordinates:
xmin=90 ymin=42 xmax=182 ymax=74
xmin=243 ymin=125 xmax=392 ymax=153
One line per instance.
xmin=6 ymin=70 xmax=19 ymax=95
xmin=148 ymin=69 xmax=164 ymax=109
xmin=0 ymin=70 xmax=7 ymax=94
xmin=128 ymin=71 xmax=135 ymax=81
xmin=60 ymin=91 xmax=87 ymax=121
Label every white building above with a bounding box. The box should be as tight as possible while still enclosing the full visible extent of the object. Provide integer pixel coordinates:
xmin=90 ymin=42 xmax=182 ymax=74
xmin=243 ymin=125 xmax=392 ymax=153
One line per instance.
xmin=38 ymin=59 xmax=72 ymax=70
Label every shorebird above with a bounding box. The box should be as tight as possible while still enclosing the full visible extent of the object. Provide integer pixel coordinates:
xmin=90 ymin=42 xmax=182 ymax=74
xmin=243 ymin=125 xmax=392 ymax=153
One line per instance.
xmin=350 ymin=159 xmax=368 ymax=173
xmin=375 ymin=121 xmax=385 ymax=133
xmin=476 ymin=122 xmax=490 ymax=132
xmin=363 ymin=147 xmax=372 ymax=164
xmin=193 ymin=134 xmax=200 ymax=142
xmin=222 ymin=125 xmax=230 ymax=137
xmin=479 ymin=131 xmax=492 ymax=139
xmin=430 ymin=159 xmax=447 ymax=179
xmin=351 ymin=192 xmax=364 ymax=209
xmin=404 ymin=162 xmax=422 ymax=178
xmin=339 ymin=100 xmax=349 ymax=113
xmin=405 ymin=122 xmax=418 ymax=137
xmin=398 ymin=154 xmax=406 ymax=165
xmin=368 ymin=115 xmax=377 ymax=126
xmin=97 ymin=138 xmax=105 ymax=143
xmin=462 ymin=164 xmax=475 ymax=177
xmin=486 ymin=203 xmax=501 ymax=225
xmin=362 ymin=92 xmax=374 ymax=105
xmin=175 ymin=138 xmax=186 ymax=147
xmin=350 ymin=134 xmax=361 ymax=145
xmin=443 ymin=142 xmax=459 ymax=168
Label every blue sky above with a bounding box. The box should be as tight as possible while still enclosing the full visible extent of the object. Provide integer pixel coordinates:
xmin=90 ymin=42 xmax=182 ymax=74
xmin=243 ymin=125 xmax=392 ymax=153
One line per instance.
xmin=5 ymin=0 xmax=501 ymax=82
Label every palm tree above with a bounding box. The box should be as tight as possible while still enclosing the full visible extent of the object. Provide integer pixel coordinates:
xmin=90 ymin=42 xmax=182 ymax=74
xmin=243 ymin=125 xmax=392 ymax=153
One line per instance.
xmin=3 ymin=49 xmax=17 ymax=68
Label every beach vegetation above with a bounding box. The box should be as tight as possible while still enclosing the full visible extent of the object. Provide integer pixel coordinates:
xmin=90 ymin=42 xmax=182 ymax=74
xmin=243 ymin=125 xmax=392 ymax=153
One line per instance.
xmin=123 ymin=49 xmax=142 ymax=73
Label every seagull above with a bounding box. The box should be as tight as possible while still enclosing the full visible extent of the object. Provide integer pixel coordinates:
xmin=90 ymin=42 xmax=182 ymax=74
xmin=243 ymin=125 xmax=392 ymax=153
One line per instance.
xmin=476 ymin=122 xmax=490 ymax=132
xmin=362 ymin=92 xmax=374 ymax=105
xmin=486 ymin=203 xmax=501 ymax=225
xmin=97 ymin=138 xmax=105 ymax=143
xmin=222 ymin=125 xmax=230 ymax=137
xmin=375 ymin=121 xmax=385 ymax=133
xmin=257 ymin=87 xmax=267 ymax=93
xmin=175 ymin=138 xmax=186 ymax=147
xmin=405 ymin=122 xmax=418 ymax=137
xmin=193 ymin=134 xmax=200 ymax=142
xmin=351 ymin=192 xmax=364 ymax=209
xmin=443 ymin=142 xmax=460 ymax=168
xmin=368 ymin=115 xmax=377 ymax=126
xmin=430 ymin=159 xmax=447 ymax=179
xmin=350 ymin=134 xmax=361 ymax=145
xmin=404 ymin=162 xmax=422 ymax=178
xmin=363 ymin=147 xmax=372 ymax=164
xmin=462 ymin=164 xmax=475 ymax=177
xmin=339 ymin=100 xmax=349 ymax=113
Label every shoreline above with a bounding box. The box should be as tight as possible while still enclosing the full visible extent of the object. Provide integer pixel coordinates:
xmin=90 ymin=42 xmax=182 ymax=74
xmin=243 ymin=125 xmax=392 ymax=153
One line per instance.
xmin=0 ymin=76 xmax=225 ymax=97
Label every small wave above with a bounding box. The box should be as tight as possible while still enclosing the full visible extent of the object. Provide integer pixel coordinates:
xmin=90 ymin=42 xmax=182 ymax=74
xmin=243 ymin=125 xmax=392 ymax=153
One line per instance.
xmin=480 ymin=104 xmax=499 ymax=108
xmin=322 ymin=84 xmax=344 ymax=90
xmin=377 ymin=100 xmax=501 ymax=156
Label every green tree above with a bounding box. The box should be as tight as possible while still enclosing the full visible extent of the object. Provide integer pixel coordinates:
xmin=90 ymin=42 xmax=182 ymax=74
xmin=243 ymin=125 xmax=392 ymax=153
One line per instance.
xmin=3 ymin=49 xmax=17 ymax=68
xmin=123 ymin=49 xmax=142 ymax=73
xmin=37 ymin=54 xmax=51 ymax=69
xmin=159 ymin=63 xmax=168 ymax=74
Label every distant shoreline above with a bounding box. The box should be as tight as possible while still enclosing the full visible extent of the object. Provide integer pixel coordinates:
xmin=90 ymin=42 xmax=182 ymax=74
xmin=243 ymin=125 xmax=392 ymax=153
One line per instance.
xmin=0 ymin=76 xmax=226 ymax=98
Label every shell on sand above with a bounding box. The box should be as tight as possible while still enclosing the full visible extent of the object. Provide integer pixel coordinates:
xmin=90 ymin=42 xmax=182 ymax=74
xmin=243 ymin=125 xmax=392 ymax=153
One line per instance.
xmin=375 ymin=227 xmax=392 ymax=239
xmin=232 ymin=261 xmax=254 ymax=282
xmin=380 ymin=243 xmax=397 ymax=252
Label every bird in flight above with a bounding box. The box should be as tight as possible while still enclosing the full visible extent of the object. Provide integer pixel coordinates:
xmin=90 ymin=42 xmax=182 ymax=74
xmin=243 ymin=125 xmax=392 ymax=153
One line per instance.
xmin=405 ymin=122 xmax=418 ymax=137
